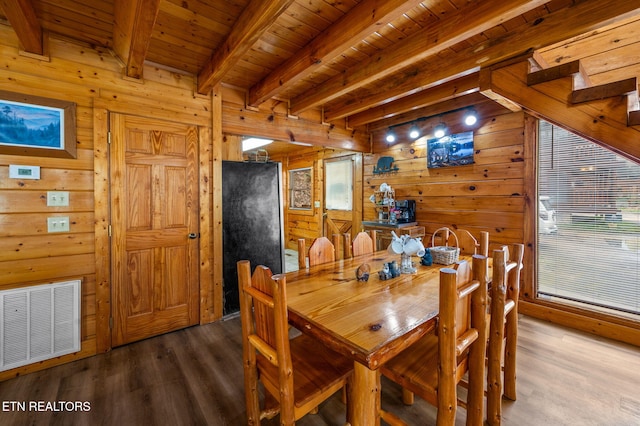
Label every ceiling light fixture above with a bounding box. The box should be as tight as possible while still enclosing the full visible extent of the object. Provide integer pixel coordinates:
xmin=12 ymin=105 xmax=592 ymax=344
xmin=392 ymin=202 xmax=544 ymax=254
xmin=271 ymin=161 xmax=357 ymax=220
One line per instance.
xmin=408 ymin=124 xmax=421 ymax=139
xmin=464 ymin=109 xmax=478 ymax=126
xmin=385 ymin=128 xmax=397 ymax=143
xmin=433 ymin=122 xmax=447 ymax=138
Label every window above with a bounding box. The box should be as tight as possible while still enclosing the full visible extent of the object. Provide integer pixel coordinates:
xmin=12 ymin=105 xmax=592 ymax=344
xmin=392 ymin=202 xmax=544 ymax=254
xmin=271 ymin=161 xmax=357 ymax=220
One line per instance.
xmin=289 ymin=167 xmax=312 ymax=210
xmin=325 ymin=159 xmax=352 ymax=210
xmin=537 ymin=120 xmax=640 ymax=317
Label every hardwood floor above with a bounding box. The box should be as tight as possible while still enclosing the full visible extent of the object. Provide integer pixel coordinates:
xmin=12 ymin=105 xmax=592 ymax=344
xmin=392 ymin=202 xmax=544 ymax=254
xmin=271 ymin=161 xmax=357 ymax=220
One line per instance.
xmin=1 ymin=315 xmax=639 ymax=425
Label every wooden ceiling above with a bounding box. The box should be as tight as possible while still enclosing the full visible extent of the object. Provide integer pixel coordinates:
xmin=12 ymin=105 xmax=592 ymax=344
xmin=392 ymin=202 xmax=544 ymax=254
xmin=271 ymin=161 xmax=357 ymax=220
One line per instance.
xmin=1 ymin=0 xmax=639 ymax=153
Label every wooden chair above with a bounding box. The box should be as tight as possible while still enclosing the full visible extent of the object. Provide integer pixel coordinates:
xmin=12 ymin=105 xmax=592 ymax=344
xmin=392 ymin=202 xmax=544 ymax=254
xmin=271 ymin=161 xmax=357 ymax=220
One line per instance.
xmin=486 ymin=244 xmax=524 ymax=426
xmin=237 ymin=260 xmax=353 ymax=424
xmin=297 ymin=235 xmax=339 ymax=269
xmin=455 ymin=229 xmax=489 ymax=257
xmin=352 ymin=231 xmax=375 ymax=257
xmin=380 ymin=255 xmax=489 ymax=425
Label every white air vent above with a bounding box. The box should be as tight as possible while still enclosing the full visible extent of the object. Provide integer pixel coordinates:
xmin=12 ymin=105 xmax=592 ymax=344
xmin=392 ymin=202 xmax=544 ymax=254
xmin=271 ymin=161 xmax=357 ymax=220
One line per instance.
xmin=1 ymin=280 xmax=81 ymax=372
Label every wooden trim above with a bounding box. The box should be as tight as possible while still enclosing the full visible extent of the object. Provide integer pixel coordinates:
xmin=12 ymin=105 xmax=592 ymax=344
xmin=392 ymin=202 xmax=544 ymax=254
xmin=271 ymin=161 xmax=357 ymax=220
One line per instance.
xmin=93 ymin=106 xmax=111 ymax=353
xmin=519 ymin=300 xmax=640 ymax=347
xmin=209 ymin=85 xmax=224 ymax=322
xmin=521 ymin=114 xmax=537 ymax=302
xmin=198 ymin=125 xmax=213 ymax=324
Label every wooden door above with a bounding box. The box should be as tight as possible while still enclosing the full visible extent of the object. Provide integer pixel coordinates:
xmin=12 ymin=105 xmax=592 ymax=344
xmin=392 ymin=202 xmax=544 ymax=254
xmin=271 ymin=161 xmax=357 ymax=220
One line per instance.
xmin=110 ymin=113 xmax=199 ymax=347
xmin=324 ymin=156 xmax=356 ymax=243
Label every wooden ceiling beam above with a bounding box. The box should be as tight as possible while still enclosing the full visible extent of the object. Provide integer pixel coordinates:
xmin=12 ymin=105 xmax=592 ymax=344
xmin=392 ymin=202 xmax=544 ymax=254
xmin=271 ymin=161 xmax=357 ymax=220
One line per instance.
xmin=347 ymin=73 xmax=480 ymax=128
xmin=289 ymin=0 xmax=548 ymax=116
xmin=197 ymin=0 xmax=295 ymax=95
xmin=246 ymin=0 xmax=424 ymax=107
xmin=113 ymin=0 xmax=161 ymax=80
xmin=485 ymin=60 xmax=640 ymax=164
xmin=321 ymin=0 xmax=640 ymax=122
xmin=221 ymin=102 xmax=369 ymax=152
xmin=0 ymin=0 xmax=43 ymax=55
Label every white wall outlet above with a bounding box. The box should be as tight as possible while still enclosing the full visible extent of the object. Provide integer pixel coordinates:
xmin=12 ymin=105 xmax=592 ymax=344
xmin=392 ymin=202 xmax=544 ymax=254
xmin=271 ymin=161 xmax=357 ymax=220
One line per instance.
xmin=47 ymin=191 xmax=70 ymax=207
xmin=47 ymin=217 xmax=70 ymax=232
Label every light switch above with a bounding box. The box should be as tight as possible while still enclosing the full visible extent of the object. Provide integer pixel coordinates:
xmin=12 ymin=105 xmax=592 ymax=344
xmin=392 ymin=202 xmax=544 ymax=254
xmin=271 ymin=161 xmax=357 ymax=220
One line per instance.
xmin=47 ymin=191 xmax=69 ymax=207
xmin=47 ymin=217 xmax=70 ymax=232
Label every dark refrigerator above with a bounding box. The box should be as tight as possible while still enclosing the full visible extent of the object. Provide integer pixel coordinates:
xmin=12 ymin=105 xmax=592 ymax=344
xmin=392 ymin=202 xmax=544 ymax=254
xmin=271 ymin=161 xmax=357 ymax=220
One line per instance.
xmin=222 ymin=161 xmax=285 ymax=315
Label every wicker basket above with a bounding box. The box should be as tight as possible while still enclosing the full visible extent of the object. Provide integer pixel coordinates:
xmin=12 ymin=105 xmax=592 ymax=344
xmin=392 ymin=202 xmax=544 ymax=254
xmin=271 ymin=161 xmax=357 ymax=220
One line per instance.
xmin=430 ymin=227 xmax=460 ymax=265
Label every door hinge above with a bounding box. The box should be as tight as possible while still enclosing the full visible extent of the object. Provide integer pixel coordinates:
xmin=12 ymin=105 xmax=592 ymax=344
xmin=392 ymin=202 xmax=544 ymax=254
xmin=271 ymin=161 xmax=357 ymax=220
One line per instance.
xmin=107 ymin=131 xmax=111 ymax=144
xmin=108 ymin=225 xmax=112 ymax=237
xmin=109 ymin=317 xmax=113 ymax=329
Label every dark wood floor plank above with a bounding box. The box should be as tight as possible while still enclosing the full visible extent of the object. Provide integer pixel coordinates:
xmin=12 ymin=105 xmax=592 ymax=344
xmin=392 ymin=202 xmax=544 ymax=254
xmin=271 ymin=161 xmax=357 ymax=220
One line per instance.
xmin=0 ymin=315 xmax=639 ymax=425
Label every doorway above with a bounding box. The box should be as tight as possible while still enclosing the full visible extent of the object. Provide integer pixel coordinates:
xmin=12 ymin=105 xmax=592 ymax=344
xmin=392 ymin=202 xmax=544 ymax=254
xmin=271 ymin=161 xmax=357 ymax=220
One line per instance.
xmin=109 ymin=113 xmax=200 ymax=346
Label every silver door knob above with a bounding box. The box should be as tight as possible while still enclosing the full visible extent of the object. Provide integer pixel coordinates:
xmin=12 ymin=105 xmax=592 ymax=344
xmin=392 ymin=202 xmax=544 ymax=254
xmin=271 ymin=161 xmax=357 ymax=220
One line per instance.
xmin=188 ymin=233 xmax=198 ymax=239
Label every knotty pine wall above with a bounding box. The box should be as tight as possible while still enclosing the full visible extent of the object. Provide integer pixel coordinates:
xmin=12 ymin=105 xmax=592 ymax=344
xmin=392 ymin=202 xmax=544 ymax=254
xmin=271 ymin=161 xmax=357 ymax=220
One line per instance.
xmin=275 ymin=107 xmax=529 ymax=257
xmin=0 ymin=26 xmax=212 ymax=379
xmin=271 ymin=147 xmax=361 ymax=251
xmin=367 ymin=108 xmax=529 ymax=251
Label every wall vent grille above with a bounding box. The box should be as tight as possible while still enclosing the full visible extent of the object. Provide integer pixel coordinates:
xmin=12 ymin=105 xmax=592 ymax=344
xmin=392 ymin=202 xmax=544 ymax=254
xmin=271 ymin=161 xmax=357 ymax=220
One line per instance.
xmin=1 ymin=280 xmax=81 ymax=372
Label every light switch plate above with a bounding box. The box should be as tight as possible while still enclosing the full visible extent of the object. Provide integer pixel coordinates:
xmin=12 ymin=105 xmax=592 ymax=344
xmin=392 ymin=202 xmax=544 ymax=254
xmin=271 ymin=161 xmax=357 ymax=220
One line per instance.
xmin=47 ymin=217 xmax=70 ymax=232
xmin=47 ymin=191 xmax=69 ymax=207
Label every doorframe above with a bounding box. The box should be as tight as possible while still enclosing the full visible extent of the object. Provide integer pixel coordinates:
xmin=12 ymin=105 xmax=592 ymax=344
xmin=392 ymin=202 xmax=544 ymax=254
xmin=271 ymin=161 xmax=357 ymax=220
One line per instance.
xmin=93 ymin=102 xmax=213 ymax=353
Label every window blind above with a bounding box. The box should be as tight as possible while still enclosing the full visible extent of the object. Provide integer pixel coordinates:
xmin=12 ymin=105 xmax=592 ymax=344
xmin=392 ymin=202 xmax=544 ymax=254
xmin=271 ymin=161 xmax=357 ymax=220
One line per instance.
xmin=537 ymin=120 xmax=640 ymax=316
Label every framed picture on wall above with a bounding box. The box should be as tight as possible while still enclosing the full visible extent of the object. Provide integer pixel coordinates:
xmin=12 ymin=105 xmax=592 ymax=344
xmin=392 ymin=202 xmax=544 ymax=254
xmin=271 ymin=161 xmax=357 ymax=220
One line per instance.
xmin=0 ymin=90 xmax=76 ymax=158
xmin=289 ymin=167 xmax=312 ymax=210
xmin=427 ymin=131 xmax=474 ymax=168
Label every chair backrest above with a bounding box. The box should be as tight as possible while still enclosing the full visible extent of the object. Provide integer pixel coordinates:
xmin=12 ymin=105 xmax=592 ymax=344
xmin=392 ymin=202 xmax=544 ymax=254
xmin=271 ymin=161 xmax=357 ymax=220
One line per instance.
xmin=455 ymin=229 xmax=489 ymax=257
xmin=352 ymin=231 xmax=375 ymax=257
xmin=439 ymin=255 xmax=488 ymax=423
xmin=343 ymin=232 xmax=352 ymax=259
xmin=298 ymin=235 xmax=339 ymax=268
xmin=307 ymin=236 xmax=336 ymax=267
xmin=237 ymin=260 xmax=294 ymax=422
xmin=506 ymin=243 xmax=524 ymax=308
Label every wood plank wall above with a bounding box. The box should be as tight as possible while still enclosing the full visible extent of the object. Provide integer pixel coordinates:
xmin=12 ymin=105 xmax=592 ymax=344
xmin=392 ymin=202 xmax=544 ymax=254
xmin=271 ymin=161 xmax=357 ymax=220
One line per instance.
xmin=275 ymin=108 xmax=528 ymax=255
xmin=0 ymin=27 xmax=212 ymax=380
xmin=273 ymin=147 xmax=361 ymax=251
xmin=367 ymin=109 xmax=527 ymax=251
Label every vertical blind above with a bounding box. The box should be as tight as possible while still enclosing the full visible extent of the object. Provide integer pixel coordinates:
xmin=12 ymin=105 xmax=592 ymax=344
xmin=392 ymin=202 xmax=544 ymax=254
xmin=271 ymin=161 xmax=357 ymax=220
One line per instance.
xmin=538 ymin=120 xmax=640 ymax=316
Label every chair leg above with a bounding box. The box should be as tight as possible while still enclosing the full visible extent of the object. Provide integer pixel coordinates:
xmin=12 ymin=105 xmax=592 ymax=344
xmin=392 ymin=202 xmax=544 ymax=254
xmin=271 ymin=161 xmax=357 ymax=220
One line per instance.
xmin=503 ymin=310 xmax=518 ymax=400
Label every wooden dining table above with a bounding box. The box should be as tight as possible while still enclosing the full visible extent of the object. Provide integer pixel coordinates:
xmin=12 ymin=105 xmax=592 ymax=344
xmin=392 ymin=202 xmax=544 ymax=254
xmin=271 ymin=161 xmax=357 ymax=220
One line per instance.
xmin=284 ymin=250 xmax=477 ymax=425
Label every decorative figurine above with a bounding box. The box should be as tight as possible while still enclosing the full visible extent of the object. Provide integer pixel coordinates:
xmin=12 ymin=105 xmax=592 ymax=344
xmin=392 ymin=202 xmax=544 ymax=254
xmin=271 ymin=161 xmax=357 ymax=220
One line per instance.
xmin=356 ymin=263 xmax=370 ymax=281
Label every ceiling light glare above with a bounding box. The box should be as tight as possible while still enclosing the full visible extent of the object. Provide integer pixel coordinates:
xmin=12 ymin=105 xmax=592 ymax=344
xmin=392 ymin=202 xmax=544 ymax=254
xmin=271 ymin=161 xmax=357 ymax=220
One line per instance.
xmin=464 ymin=109 xmax=478 ymax=126
xmin=434 ymin=123 xmax=447 ymax=138
xmin=385 ymin=129 xmax=397 ymax=143
xmin=242 ymin=137 xmax=273 ymax=151
xmin=408 ymin=124 xmax=420 ymax=139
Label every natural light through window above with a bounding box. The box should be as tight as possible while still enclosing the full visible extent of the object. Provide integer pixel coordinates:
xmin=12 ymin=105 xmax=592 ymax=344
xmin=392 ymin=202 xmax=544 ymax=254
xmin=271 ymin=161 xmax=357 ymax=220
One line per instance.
xmin=537 ymin=120 xmax=640 ymax=316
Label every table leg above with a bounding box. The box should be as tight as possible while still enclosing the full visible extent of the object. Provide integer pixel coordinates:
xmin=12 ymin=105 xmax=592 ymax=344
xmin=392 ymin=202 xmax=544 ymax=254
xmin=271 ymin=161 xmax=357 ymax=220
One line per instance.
xmin=348 ymin=361 xmax=380 ymax=426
